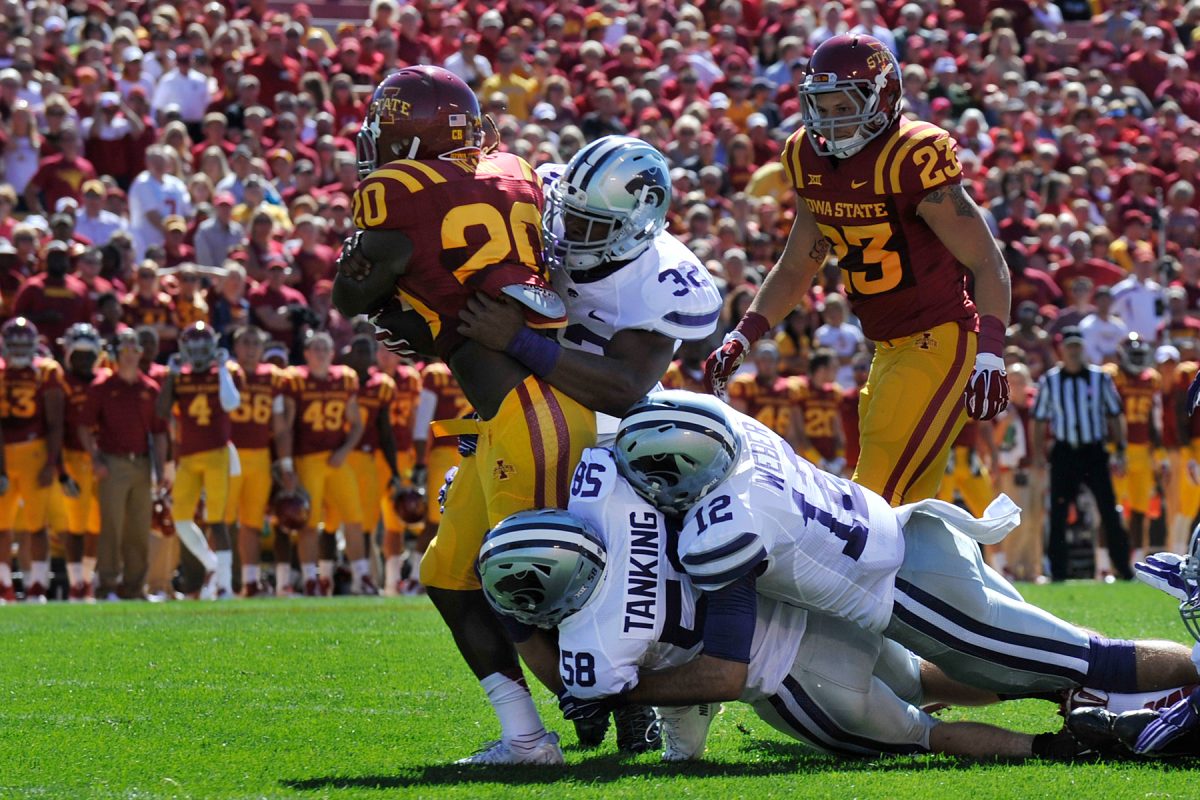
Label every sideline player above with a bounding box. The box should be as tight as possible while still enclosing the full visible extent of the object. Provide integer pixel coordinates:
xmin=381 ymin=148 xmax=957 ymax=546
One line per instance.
xmin=275 ymin=330 xmax=364 ymax=596
xmin=157 ymin=322 xmax=242 ymax=598
xmin=0 ymin=317 xmax=64 ymax=603
xmin=335 ymin=85 xmax=718 ymax=761
xmin=936 ymin=419 xmax=996 ymax=518
xmin=415 ymin=359 xmax=470 ymax=547
xmin=323 ymin=333 xmax=402 ymax=595
xmin=796 ymin=348 xmax=847 ymax=475
xmin=1108 ymin=334 xmax=1167 ymax=563
xmin=225 ymin=326 xmax=286 ymax=596
xmin=704 ymin=34 xmax=1012 ymax=506
xmin=59 ymin=323 xmax=106 ymax=601
xmin=376 ymin=345 xmax=423 ymax=595
xmin=728 ymin=341 xmax=804 ymax=450
xmin=611 ymin=391 xmax=1200 ymax=699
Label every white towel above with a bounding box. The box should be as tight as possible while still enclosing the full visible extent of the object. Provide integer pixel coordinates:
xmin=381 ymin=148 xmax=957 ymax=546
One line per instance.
xmin=894 ymin=493 xmax=1022 ymax=546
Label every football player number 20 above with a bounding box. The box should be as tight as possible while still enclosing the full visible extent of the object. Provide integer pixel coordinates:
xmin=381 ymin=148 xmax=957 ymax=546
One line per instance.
xmin=441 ymin=201 xmax=542 ymax=282
xmin=818 ymin=222 xmax=905 ymax=296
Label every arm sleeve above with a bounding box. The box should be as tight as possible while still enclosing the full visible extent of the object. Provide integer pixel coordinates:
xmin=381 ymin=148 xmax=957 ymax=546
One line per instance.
xmin=700 ymin=573 xmax=758 ymax=663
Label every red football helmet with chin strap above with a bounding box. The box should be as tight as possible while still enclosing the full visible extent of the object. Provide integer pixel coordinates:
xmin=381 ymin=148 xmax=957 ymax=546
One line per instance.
xmin=356 ymin=66 xmax=484 ymax=178
xmin=800 ymin=34 xmax=902 ymax=159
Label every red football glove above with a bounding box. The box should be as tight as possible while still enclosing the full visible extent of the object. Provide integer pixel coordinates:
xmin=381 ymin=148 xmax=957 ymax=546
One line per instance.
xmin=964 ymin=315 xmax=1009 ymax=421
xmin=703 ymin=312 xmax=771 ymax=399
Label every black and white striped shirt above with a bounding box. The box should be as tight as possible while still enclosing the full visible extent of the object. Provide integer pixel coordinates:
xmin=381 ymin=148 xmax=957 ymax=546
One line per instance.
xmin=1033 ymin=365 xmax=1124 ymax=447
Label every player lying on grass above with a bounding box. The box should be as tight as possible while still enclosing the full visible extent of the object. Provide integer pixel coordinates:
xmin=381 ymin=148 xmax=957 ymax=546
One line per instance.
xmin=600 ymin=392 xmax=1200 ymax=705
xmin=477 ymin=461 xmax=1083 ymax=760
xmin=1068 ymin=527 xmax=1200 ymax=757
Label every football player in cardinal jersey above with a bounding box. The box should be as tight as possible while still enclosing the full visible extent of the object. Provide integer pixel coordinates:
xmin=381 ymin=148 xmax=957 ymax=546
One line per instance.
xmin=1108 ymin=334 xmax=1167 ymax=564
xmin=613 ymin=392 xmax=1200 ymax=704
xmin=0 ymin=317 xmax=65 ymax=603
xmin=376 ymin=346 xmax=424 ymax=595
xmin=59 ymin=323 xmax=106 ymax=601
xmin=275 ymin=331 xmax=365 ymax=596
xmin=332 ymin=68 xmax=718 ymax=761
xmin=225 ymin=326 xmax=288 ymax=597
xmin=704 ymin=33 xmax=1012 ymax=507
xmin=481 ymin=453 xmax=1090 ymax=761
xmin=728 ymin=341 xmax=805 ymax=450
xmin=157 ymin=322 xmax=243 ymax=599
xmin=321 ymin=334 xmax=403 ymax=595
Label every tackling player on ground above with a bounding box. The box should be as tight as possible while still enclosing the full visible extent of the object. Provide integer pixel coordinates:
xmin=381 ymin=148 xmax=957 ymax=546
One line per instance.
xmin=157 ymin=321 xmax=243 ymax=599
xmin=704 ymin=33 xmax=1012 ymax=506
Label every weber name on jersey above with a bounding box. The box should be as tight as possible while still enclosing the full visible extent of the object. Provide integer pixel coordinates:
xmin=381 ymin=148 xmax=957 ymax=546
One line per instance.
xmin=677 ymin=408 xmax=906 ymax=633
xmin=563 ymin=447 xmax=805 ymax=702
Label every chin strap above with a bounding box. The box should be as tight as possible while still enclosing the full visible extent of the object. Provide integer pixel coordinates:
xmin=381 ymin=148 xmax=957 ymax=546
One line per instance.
xmin=482 ymin=114 xmax=500 ymax=155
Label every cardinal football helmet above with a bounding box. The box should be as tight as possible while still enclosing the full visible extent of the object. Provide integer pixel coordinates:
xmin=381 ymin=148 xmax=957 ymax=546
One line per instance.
xmin=542 ymin=136 xmax=672 ymax=273
xmin=2 ymin=317 xmax=38 ymax=369
xmin=613 ymin=390 xmax=741 ymax=515
xmin=356 ymin=66 xmax=483 ymax=179
xmin=272 ymin=490 xmax=311 ymax=533
xmin=392 ymin=485 xmax=428 ymax=525
xmin=478 ymin=508 xmax=607 ymax=628
xmin=179 ymin=321 xmax=218 ymax=368
xmin=800 ymin=33 xmax=903 ymax=159
xmin=1120 ymin=332 xmax=1153 ymax=373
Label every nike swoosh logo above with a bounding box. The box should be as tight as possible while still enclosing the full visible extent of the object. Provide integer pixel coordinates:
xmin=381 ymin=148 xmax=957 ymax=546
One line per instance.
xmin=588 ymin=310 xmax=604 ymax=323
xmin=852 ymin=180 xmax=868 ymax=189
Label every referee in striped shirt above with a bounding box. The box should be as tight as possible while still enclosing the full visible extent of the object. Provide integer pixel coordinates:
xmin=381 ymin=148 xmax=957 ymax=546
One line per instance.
xmin=1032 ymin=325 xmax=1133 ymax=582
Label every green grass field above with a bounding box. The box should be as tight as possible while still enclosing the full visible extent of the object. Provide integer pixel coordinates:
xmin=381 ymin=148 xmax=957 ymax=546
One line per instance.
xmin=2 ymin=582 xmax=1198 ymax=799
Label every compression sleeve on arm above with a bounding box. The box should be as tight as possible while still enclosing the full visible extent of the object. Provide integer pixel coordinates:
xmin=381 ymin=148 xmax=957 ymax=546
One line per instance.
xmin=700 ymin=573 xmax=758 ymax=663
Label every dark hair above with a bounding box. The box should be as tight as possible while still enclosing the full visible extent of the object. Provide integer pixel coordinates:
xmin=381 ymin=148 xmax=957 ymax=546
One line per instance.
xmin=809 ymin=348 xmax=836 ymax=374
xmin=232 ymin=325 xmax=266 ymax=345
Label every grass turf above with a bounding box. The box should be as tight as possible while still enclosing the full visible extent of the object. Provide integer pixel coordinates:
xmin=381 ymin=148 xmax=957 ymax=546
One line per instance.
xmin=1 ymin=582 xmax=1198 ymax=799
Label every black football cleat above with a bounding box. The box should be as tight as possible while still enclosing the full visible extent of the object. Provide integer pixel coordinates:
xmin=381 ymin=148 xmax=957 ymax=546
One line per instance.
xmin=614 ymin=705 xmax=662 ymax=754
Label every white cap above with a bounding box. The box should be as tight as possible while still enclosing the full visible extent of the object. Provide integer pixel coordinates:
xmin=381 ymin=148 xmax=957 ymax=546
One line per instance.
xmin=747 ymin=112 xmax=768 ymax=128
xmin=1157 ymin=345 xmax=1181 ymax=364
xmin=709 ymin=92 xmax=730 ymax=110
xmin=54 ymin=197 xmax=78 ymax=213
xmin=123 ymin=45 xmax=144 ymax=62
xmin=44 ymin=16 xmax=66 ymax=32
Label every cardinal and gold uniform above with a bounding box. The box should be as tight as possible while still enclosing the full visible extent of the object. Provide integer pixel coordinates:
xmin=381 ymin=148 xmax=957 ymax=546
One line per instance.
xmin=226 ymin=362 xmax=286 ymax=530
xmin=324 ymin=367 xmax=396 ymax=533
xmin=1107 ymin=364 xmax=1163 ymax=515
xmin=284 ymin=364 xmax=362 ymax=526
xmin=59 ymin=367 xmax=106 ymax=536
xmin=661 ymin=360 xmax=706 ymax=393
xmin=353 ymin=152 xmax=595 ymax=592
xmin=171 ymin=362 xmax=245 ymax=524
xmin=729 ymin=372 xmax=803 ymax=444
xmin=381 ymin=363 xmax=422 ymax=534
xmin=797 ymin=377 xmax=844 ymax=467
xmin=0 ymin=358 xmax=63 ymax=531
xmin=936 ymin=419 xmax=994 ymax=517
xmin=123 ymin=291 xmax=175 ymax=330
xmin=782 ymin=119 xmax=977 ymax=505
xmin=420 ymin=361 xmax=472 ymax=524
xmin=1179 ymin=362 xmax=1200 ymax=519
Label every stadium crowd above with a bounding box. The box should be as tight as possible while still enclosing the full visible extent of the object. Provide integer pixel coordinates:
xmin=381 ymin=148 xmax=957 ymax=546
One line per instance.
xmin=0 ymin=0 xmax=1198 ymax=599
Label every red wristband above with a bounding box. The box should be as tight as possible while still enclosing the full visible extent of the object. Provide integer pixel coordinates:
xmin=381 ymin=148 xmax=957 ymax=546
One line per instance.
xmin=978 ymin=315 xmax=1006 ymax=357
xmin=734 ymin=311 xmax=771 ymax=345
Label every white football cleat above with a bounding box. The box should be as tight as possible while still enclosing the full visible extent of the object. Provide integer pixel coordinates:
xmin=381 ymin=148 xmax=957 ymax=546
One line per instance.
xmin=456 ymin=731 xmax=565 ymax=765
xmin=659 ymin=703 xmax=718 ymax=762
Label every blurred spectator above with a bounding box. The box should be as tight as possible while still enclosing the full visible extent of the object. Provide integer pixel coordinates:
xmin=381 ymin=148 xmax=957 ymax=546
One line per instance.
xmin=24 ymin=127 xmax=95 ymax=217
xmin=1080 ymin=286 xmax=1130 ymax=365
xmin=1111 ymin=245 xmax=1167 ymax=340
xmin=74 ymin=180 xmax=128 ymax=247
xmin=128 ymin=146 xmax=192 ymax=260
xmin=12 ymin=240 xmax=92 ymax=350
xmin=194 ymin=192 xmax=243 ymax=268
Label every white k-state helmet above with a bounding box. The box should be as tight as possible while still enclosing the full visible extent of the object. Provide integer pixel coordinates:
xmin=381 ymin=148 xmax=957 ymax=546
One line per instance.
xmin=543 ymin=135 xmax=672 ymax=274
xmin=478 ymin=508 xmax=608 ymax=628
xmin=614 ymin=390 xmax=742 ymax=515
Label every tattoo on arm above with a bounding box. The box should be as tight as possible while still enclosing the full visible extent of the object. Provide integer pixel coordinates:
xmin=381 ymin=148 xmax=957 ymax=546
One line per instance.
xmin=922 ymin=185 xmax=976 ymax=218
xmin=809 ymin=236 xmax=831 ymax=264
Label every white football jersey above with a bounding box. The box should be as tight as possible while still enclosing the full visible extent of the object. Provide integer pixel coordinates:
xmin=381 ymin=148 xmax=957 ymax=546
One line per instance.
xmin=536 ymin=163 xmax=722 ymax=356
xmin=537 ymin=163 xmax=722 ymax=442
xmin=563 ymin=447 xmax=806 ymax=701
xmin=676 ymin=408 xmax=906 ymax=634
